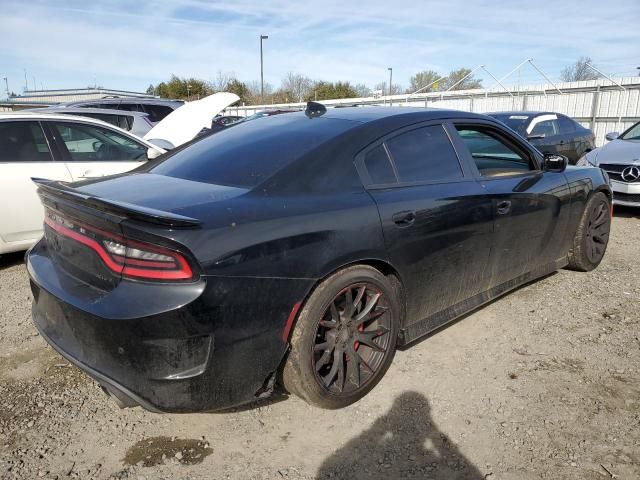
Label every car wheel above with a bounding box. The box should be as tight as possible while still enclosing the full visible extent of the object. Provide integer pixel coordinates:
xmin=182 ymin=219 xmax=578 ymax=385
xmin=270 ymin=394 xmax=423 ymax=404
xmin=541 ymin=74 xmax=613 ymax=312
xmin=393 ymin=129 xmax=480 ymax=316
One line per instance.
xmin=567 ymin=192 xmax=611 ymax=272
xmin=282 ymin=265 xmax=400 ymax=409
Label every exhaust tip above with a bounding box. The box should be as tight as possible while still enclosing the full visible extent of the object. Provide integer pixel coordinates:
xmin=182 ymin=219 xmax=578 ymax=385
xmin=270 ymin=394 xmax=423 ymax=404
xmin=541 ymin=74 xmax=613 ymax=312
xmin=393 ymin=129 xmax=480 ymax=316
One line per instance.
xmin=100 ymin=384 xmax=139 ymax=409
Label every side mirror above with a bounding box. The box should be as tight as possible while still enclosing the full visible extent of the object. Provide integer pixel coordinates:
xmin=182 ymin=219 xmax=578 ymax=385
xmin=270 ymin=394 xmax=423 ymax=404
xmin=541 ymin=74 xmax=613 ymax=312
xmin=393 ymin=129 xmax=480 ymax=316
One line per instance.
xmin=527 ymin=133 xmax=545 ymax=140
xmin=543 ymin=154 xmax=568 ymax=173
xmin=605 ymin=132 xmax=619 ymax=141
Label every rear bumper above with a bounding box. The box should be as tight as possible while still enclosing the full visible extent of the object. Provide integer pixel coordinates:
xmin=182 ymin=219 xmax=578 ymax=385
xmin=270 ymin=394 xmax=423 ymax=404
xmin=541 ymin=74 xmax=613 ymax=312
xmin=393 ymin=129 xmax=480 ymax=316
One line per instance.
xmin=28 ymin=240 xmax=314 ymax=412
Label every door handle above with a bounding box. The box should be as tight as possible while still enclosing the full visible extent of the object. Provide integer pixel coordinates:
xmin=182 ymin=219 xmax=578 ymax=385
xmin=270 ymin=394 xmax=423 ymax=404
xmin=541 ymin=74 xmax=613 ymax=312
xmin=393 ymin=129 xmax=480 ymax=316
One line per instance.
xmin=392 ymin=210 xmax=416 ymax=227
xmin=496 ymin=200 xmax=512 ymax=215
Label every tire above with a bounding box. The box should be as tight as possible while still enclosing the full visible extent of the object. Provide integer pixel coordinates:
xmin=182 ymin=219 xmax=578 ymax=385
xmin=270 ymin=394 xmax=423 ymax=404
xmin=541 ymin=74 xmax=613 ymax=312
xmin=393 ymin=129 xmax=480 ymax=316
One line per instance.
xmin=282 ymin=265 xmax=400 ymax=409
xmin=567 ymin=192 xmax=611 ymax=272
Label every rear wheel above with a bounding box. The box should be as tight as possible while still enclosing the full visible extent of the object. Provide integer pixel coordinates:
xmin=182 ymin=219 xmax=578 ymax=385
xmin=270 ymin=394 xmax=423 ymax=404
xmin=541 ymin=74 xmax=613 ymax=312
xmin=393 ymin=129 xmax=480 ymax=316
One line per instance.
xmin=282 ymin=266 xmax=399 ymax=409
xmin=567 ymin=192 xmax=611 ymax=271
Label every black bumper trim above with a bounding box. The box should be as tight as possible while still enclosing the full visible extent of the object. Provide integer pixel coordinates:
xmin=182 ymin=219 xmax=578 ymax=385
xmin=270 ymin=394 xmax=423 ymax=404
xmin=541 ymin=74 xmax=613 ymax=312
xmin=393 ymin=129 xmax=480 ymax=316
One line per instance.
xmin=33 ymin=317 xmax=164 ymax=413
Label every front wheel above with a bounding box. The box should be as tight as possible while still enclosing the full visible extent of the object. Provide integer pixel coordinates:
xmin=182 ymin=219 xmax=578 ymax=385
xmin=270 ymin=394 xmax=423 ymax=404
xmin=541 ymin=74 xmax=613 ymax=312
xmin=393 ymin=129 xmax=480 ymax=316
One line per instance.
xmin=567 ymin=192 xmax=611 ymax=271
xmin=282 ymin=266 xmax=400 ymax=409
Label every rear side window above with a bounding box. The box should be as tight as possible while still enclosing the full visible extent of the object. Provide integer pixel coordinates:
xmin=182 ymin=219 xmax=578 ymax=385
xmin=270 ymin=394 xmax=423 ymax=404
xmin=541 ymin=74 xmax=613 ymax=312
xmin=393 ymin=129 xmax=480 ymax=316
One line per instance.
xmin=62 ymin=112 xmax=132 ymax=131
xmin=118 ymin=103 xmax=144 ymax=113
xmin=150 ymin=114 xmax=352 ymax=188
xmin=144 ymin=104 xmax=173 ymax=122
xmin=0 ymin=121 xmax=52 ymax=162
xmin=364 ymin=145 xmax=396 ymax=184
xmin=385 ymin=125 xmax=463 ymax=183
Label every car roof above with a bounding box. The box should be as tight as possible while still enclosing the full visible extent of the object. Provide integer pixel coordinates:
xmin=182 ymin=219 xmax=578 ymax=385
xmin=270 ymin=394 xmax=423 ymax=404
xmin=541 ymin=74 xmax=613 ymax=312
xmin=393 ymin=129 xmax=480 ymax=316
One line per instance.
xmin=34 ymin=106 xmax=149 ymax=118
xmin=63 ymin=98 xmax=183 ymax=106
xmin=306 ymin=106 xmax=488 ymax=124
xmin=486 ymin=111 xmax=557 ymax=117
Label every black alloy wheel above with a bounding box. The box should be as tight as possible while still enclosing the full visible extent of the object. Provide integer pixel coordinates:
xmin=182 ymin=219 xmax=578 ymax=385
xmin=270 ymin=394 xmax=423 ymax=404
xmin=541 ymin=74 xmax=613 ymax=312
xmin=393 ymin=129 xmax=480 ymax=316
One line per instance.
xmin=584 ymin=199 xmax=610 ymax=264
xmin=312 ymin=283 xmax=392 ymax=394
xmin=282 ymin=265 xmax=399 ymax=409
xmin=567 ymin=192 xmax=611 ymax=271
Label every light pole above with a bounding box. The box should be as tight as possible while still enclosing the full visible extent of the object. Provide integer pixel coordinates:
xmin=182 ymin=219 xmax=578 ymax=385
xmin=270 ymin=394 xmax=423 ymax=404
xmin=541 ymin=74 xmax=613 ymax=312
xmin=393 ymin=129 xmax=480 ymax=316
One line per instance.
xmin=260 ymin=34 xmax=269 ymax=103
xmin=3 ymin=77 xmax=8 ymax=98
xmin=388 ymin=67 xmax=393 ymax=106
xmin=187 ymin=84 xmax=192 ymax=100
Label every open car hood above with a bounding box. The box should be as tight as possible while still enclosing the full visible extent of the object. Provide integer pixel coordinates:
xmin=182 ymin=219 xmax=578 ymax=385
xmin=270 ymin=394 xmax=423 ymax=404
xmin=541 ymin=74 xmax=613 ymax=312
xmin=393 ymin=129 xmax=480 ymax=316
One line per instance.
xmin=143 ymin=92 xmax=239 ymax=148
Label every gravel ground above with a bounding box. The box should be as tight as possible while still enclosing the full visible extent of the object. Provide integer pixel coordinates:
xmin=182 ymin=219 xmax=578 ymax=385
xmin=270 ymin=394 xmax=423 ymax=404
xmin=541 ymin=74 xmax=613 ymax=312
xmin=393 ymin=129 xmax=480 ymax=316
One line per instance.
xmin=1 ymin=208 xmax=639 ymax=480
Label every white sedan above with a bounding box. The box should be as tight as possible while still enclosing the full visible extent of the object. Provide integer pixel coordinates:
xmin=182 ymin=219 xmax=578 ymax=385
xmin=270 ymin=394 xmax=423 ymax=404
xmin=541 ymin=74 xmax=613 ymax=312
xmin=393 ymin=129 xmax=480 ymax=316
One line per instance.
xmin=0 ymin=112 xmax=166 ymax=254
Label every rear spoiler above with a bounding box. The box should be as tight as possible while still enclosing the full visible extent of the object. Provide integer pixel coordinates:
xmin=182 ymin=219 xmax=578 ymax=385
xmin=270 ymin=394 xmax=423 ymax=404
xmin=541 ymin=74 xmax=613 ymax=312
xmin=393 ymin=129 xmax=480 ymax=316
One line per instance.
xmin=32 ymin=178 xmax=202 ymax=228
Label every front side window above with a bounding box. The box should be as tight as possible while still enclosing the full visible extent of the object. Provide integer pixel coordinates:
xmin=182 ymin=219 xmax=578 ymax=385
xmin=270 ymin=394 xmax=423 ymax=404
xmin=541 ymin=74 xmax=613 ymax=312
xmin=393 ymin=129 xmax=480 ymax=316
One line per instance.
xmin=530 ymin=119 xmax=559 ymax=137
xmin=558 ymin=115 xmax=576 ymax=134
xmin=0 ymin=121 xmax=52 ymax=162
xmin=384 ymin=125 xmax=463 ymax=183
xmin=620 ymin=122 xmax=640 ymax=140
xmin=51 ymin=122 xmax=147 ymax=162
xmin=456 ymin=127 xmax=533 ymax=177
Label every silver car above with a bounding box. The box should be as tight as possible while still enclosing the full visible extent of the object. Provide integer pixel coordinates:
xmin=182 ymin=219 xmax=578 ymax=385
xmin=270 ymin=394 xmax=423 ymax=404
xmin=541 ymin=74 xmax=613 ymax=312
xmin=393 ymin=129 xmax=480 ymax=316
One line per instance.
xmin=32 ymin=107 xmax=153 ymax=137
xmin=578 ymin=121 xmax=640 ymax=207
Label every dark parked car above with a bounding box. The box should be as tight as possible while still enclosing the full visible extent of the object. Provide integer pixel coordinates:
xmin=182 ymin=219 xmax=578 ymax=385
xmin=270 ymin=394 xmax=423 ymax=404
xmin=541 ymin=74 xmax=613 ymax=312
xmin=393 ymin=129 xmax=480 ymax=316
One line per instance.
xmin=27 ymin=106 xmax=611 ymax=413
xmin=60 ymin=98 xmax=185 ymax=125
xmin=488 ymin=111 xmax=595 ymax=164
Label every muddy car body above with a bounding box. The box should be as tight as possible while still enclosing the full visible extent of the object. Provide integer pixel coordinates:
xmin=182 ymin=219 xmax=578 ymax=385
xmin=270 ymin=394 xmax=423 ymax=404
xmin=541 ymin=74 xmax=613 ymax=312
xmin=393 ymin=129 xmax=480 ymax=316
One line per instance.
xmin=28 ymin=106 xmax=611 ymax=412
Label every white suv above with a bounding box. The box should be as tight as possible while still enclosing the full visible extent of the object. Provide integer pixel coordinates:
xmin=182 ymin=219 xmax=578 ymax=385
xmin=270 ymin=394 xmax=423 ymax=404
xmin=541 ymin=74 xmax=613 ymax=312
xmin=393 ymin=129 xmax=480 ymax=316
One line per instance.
xmin=0 ymin=113 xmax=165 ymax=254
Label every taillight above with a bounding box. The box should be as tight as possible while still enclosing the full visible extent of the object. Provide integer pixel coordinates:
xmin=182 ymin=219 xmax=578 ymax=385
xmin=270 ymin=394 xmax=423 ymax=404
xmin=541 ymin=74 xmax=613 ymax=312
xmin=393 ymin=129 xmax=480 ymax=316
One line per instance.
xmin=44 ymin=209 xmax=195 ymax=281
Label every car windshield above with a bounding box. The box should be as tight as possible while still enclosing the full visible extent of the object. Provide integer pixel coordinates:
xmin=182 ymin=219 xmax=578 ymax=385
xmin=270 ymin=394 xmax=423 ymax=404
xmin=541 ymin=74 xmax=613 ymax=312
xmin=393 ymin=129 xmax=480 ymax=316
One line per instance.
xmin=620 ymin=122 xmax=640 ymax=140
xmin=489 ymin=114 xmax=530 ymax=136
xmin=149 ymin=113 xmax=352 ymax=188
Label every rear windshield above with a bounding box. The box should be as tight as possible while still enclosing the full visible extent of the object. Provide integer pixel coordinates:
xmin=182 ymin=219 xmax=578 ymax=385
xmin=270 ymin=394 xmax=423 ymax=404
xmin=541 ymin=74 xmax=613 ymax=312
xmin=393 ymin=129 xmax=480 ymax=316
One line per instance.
xmin=489 ymin=114 xmax=530 ymax=136
xmin=149 ymin=113 xmax=352 ymax=187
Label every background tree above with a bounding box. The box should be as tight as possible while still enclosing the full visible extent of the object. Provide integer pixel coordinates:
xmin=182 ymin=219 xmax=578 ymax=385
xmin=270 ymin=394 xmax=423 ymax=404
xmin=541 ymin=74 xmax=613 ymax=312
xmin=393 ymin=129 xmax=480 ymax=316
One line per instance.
xmin=354 ymin=83 xmax=372 ymax=97
xmin=145 ymin=84 xmax=155 ymax=95
xmin=305 ymin=81 xmax=358 ymax=101
xmin=281 ymin=72 xmax=313 ymax=102
xmin=226 ymin=79 xmax=250 ymax=104
xmin=374 ymin=81 xmax=402 ymax=96
xmin=407 ymin=70 xmax=441 ymax=93
xmin=560 ymin=56 xmax=602 ymax=82
xmin=442 ymin=68 xmax=483 ymax=90
xmin=153 ymin=75 xmax=213 ymax=99
xmin=209 ymin=70 xmax=234 ymax=91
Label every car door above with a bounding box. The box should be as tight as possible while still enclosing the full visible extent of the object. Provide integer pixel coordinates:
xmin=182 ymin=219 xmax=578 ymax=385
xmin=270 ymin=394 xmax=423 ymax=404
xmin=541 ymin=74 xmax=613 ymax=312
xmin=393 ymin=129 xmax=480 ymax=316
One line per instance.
xmin=0 ymin=120 xmax=72 ymax=248
xmin=557 ymin=115 xmax=580 ymax=162
xmin=450 ymin=120 xmax=571 ymax=287
xmin=46 ymin=120 xmax=149 ymax=181
xmin=527 ymin=115 xmax=567 ymax=156
xmin=356 ymin=122 xmax=494 ymax=327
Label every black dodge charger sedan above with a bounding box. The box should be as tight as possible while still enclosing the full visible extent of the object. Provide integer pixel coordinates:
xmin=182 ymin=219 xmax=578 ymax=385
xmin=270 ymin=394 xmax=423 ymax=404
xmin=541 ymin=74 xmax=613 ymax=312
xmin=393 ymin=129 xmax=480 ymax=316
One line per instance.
xmin=28 ymin=105 xmax=612 ymax=412
xmin=488 ymin=111 xmax=596 ymax=164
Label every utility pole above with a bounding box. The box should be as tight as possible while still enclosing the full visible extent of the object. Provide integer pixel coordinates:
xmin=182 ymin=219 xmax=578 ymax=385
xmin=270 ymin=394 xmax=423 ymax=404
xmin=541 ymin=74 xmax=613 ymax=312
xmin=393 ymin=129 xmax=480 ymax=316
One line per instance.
xmin=24 ymin=69 xmax=28 ymax=91
xmin=260 ymin=34 xmax=268 ymax=103
xmin=3 ymin=77 xmax=9 ymax=98
xmin=388 ymin=67 xmax=393 ymax=106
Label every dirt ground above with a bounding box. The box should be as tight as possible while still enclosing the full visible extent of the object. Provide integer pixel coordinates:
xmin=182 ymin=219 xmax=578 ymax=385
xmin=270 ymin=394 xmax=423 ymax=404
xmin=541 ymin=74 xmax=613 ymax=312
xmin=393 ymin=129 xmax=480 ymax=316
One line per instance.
xmin=1 ymin=208 xmax=639 ymax=480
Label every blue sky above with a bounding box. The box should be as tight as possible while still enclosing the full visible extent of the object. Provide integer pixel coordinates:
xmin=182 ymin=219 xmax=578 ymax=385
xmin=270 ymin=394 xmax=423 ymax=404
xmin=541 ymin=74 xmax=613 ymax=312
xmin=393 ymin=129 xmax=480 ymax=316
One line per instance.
xmin=1 ymin=0 xmax=638 ymax=95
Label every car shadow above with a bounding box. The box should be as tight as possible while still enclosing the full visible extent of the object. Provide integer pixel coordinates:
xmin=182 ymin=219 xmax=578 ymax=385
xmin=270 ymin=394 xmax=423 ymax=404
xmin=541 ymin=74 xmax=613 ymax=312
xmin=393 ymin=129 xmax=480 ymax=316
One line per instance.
xmin=613 ymin=205 xmax=639 ymax=219
xmin=0 ymin=251 xmax=26 ymax=271
xmin=316 ymin=391 xmax=484 ymax=479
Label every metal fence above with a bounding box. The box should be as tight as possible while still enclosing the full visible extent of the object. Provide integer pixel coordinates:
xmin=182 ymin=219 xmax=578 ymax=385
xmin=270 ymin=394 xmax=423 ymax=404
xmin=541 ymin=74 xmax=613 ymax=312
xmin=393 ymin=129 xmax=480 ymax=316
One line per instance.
xmin=228 ymin=77 xmax=640 ymax=147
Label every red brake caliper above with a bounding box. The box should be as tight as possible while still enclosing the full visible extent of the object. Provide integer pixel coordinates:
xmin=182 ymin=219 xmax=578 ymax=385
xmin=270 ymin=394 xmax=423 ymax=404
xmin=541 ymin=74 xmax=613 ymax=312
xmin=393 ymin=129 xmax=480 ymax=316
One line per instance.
xmin=353 ymin=324 xmax=364 ymax=350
